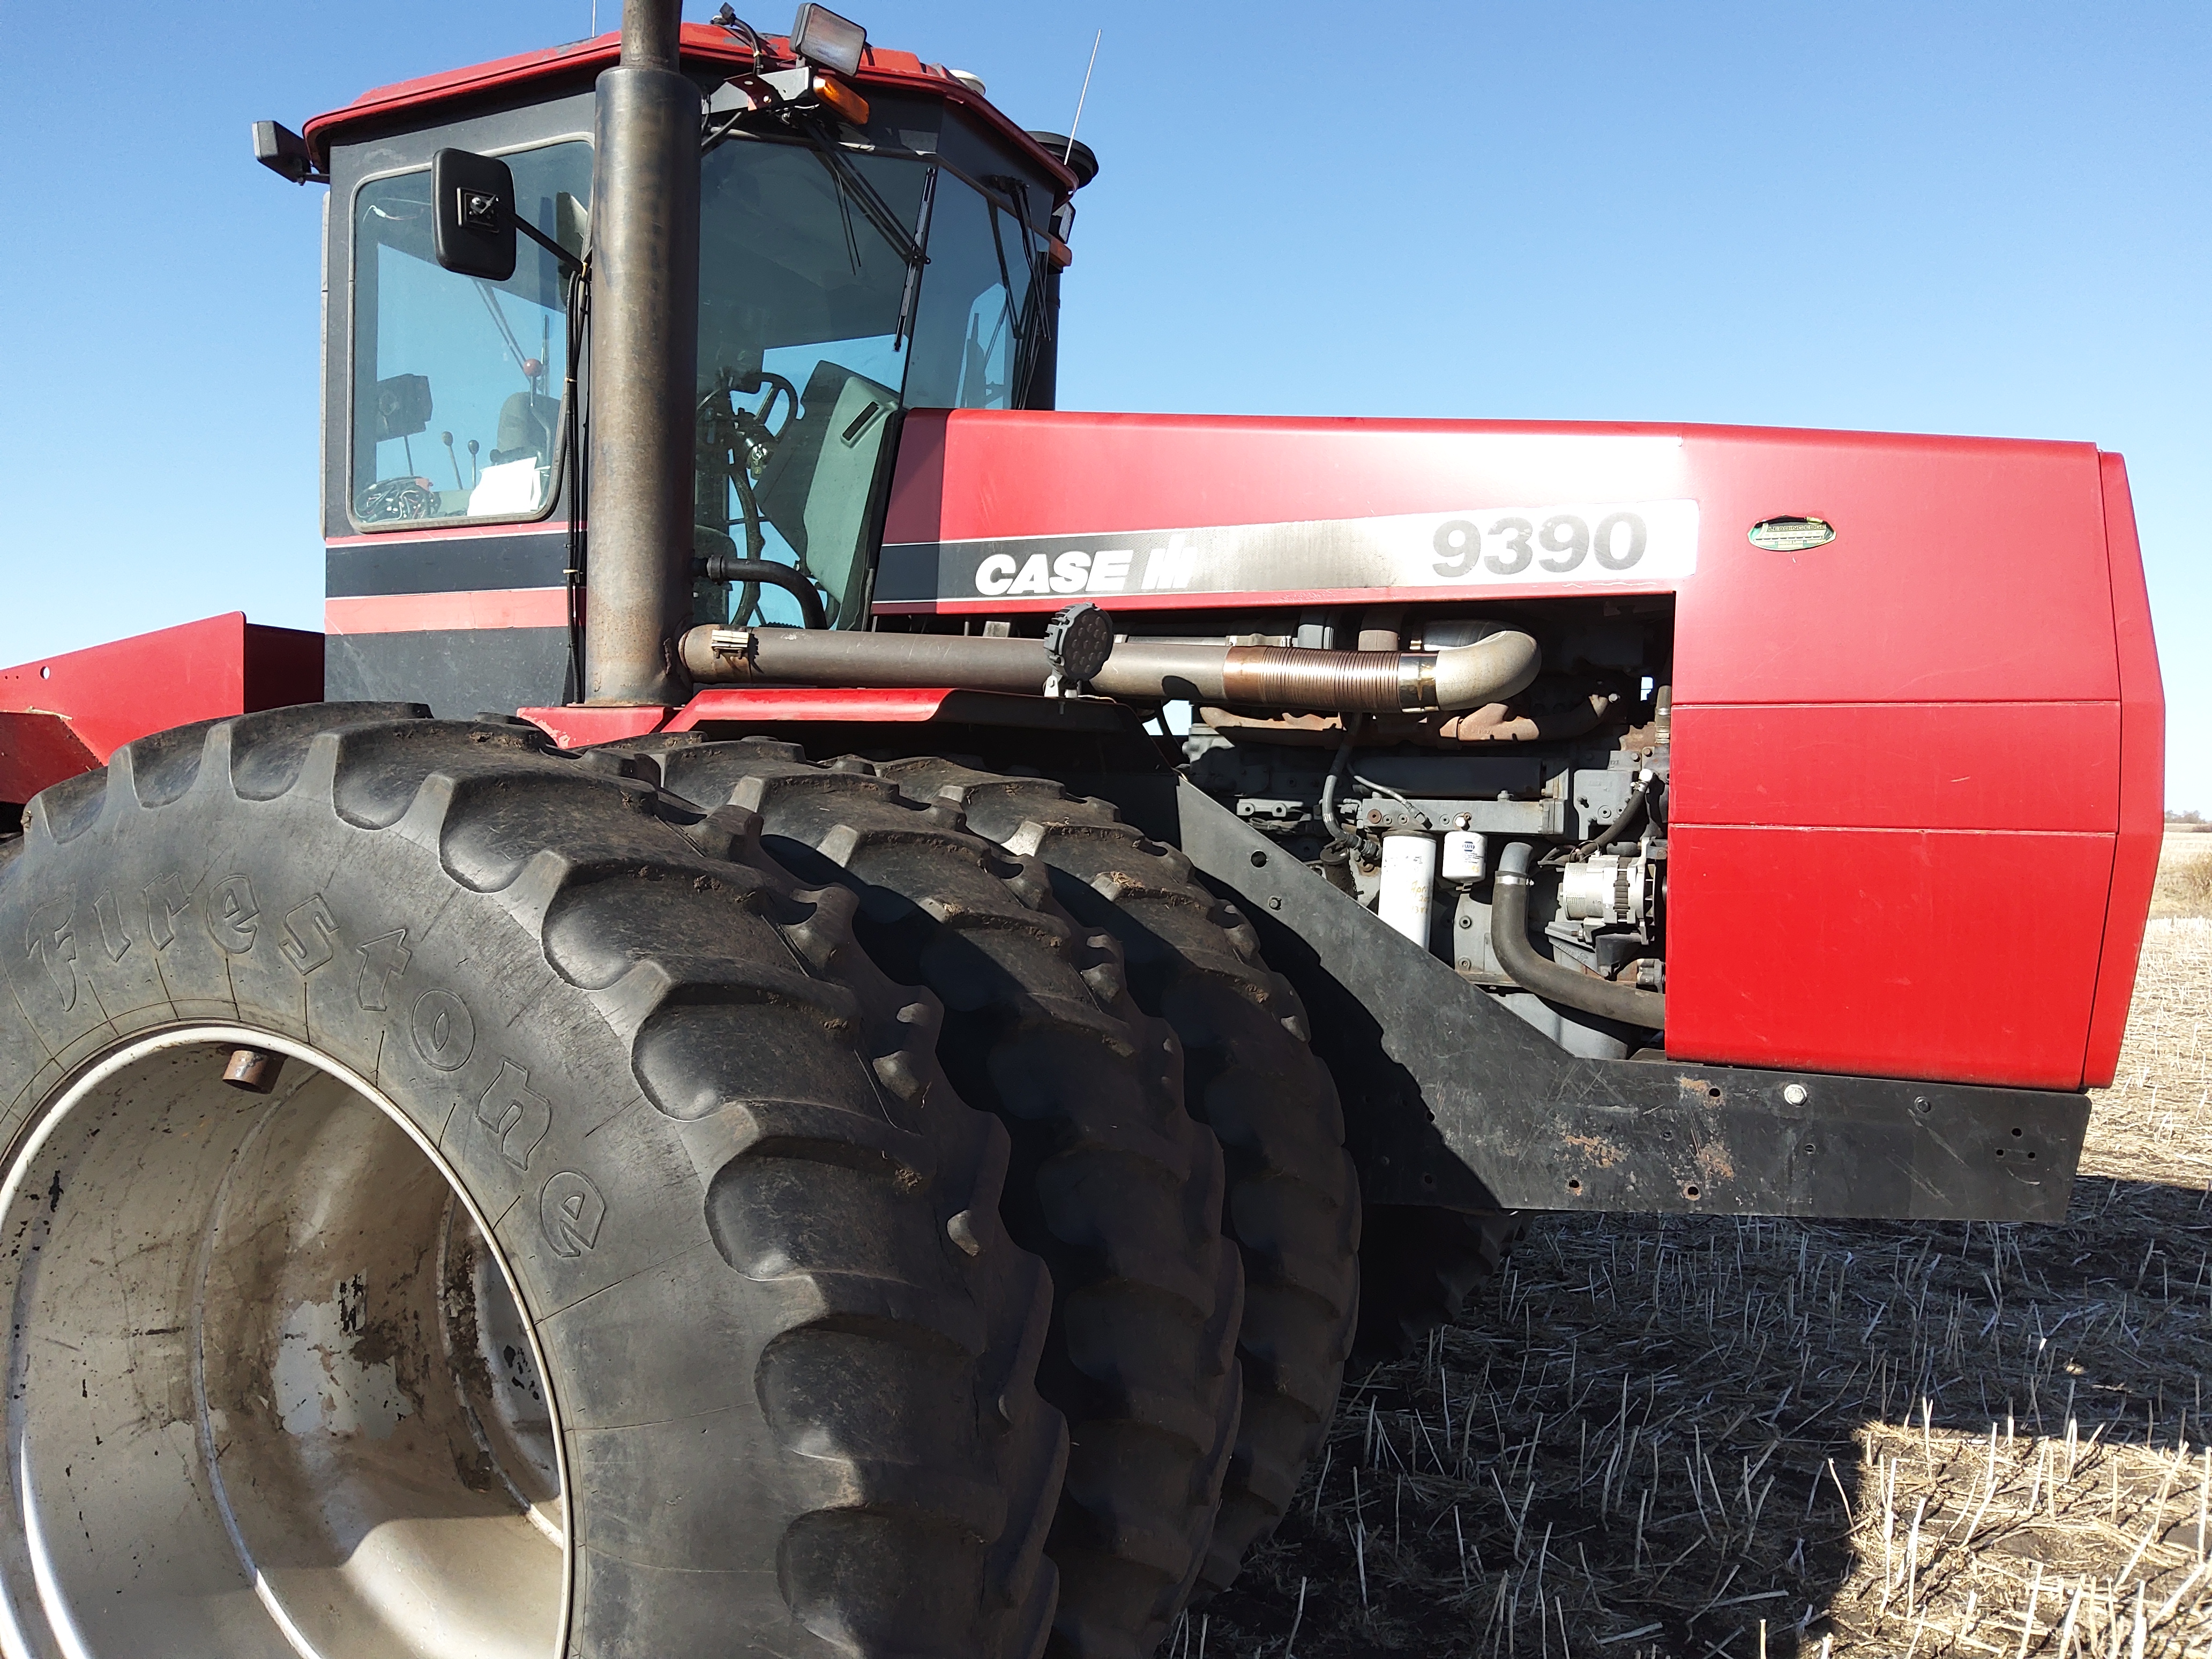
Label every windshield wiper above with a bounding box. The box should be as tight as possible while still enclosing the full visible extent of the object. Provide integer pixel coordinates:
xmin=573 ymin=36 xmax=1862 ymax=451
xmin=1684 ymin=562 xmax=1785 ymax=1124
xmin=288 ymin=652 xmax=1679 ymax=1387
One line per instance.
xmin=895 ymin=167 xmax=937 ymax=349
xmin=797 ymin=121 xmax=926 ymax=271
xmin=985 ymin=184 xmax=1051 ymax=406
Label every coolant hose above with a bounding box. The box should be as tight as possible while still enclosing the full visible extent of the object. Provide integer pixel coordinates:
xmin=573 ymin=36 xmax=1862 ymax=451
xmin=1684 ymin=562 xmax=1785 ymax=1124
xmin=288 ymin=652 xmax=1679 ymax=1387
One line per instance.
xmin=1491 ymin=841 xmax=1666 ymax=1030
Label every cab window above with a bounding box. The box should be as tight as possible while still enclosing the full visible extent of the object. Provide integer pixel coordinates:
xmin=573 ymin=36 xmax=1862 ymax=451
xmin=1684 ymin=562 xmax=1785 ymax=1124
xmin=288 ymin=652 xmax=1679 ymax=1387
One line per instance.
xmin=693 ymin=137 xmax=1045 ymax=628
xmin=905 ymin=177 xmax=1040 ymax=412
xmin=350 ymin=141 xmax=592 ymax=527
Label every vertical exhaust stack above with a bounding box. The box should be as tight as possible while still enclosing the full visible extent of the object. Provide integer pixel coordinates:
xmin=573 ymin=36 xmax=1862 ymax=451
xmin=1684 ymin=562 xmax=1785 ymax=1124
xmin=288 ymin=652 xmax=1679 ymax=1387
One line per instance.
xmin=584 ymin=0 xmax=700 ymax=705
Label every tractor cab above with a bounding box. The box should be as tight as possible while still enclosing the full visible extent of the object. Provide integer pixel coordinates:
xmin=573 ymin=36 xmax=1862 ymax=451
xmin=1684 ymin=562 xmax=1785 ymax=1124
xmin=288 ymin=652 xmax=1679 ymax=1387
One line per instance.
xmin=296 ymin=18 xmax=1089 ymax=712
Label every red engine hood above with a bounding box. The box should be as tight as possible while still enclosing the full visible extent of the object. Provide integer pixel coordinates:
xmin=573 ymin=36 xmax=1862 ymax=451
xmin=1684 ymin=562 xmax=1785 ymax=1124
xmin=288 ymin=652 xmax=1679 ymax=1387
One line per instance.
xmin=879 ymin=408 xmax=2162 ymax=1093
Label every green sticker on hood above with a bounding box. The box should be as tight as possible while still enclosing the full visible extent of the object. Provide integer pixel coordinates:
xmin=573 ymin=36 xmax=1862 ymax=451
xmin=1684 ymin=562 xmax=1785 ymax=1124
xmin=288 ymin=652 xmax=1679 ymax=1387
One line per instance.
xmin=1747 ymin=516 xmax=1836 ymax=551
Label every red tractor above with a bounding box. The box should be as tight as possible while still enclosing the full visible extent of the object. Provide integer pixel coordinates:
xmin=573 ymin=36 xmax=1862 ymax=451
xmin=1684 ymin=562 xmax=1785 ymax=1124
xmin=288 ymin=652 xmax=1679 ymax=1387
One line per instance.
xmin=0 ymin=6 xmax=2162 ymax=1655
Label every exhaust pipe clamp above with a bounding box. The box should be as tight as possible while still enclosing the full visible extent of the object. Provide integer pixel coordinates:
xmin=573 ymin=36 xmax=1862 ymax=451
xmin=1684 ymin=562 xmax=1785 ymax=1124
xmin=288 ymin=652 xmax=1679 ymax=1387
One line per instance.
xmin=706 ymin=627 xmax=756 ymax=663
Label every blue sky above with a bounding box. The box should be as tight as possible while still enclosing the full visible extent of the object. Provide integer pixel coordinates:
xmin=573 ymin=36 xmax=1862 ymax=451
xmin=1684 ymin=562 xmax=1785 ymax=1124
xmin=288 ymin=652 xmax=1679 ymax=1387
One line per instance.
xmin=2 ymin=2 xmax=2206 ymax=806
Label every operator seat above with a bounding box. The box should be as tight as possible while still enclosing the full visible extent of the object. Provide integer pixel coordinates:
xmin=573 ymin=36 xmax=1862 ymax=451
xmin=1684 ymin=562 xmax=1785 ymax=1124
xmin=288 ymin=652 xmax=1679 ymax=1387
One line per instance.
xmin=490 ymin=390 xmax=562 ymax=467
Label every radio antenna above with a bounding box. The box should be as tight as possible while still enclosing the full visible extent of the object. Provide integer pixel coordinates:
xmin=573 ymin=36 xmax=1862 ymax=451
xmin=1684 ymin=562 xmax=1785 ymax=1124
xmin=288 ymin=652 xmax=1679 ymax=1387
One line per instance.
xmin=1063 ymin=31 xmax=1101 ymax=165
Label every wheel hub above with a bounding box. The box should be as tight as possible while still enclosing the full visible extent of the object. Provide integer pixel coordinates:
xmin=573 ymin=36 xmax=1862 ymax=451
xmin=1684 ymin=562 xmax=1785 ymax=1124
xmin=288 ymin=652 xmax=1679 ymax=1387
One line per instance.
xmin=0 ymin=1029 xmax=567 ymax=1658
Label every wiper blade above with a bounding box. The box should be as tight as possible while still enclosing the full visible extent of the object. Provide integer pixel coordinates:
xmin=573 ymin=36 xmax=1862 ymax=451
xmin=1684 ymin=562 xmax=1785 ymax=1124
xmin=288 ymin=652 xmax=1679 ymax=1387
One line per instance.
xmin=799 ymin=122 xmax=926 ymax=271
xmin=895 ymin=167 xmax=938 ymax=349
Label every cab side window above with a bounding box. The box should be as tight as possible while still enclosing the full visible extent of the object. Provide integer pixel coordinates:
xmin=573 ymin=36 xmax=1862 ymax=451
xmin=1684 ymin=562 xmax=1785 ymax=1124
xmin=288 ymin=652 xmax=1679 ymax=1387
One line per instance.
xmin=905 ymin=178 xmax=1041 ymax=412
xmin=351 ymin=141 xmax=591 ymax=526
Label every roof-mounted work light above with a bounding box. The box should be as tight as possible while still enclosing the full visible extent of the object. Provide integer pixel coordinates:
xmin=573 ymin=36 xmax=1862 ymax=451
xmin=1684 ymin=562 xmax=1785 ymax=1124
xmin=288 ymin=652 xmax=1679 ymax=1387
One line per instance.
xmin=790 ymin=4 xmax=866 ymax=77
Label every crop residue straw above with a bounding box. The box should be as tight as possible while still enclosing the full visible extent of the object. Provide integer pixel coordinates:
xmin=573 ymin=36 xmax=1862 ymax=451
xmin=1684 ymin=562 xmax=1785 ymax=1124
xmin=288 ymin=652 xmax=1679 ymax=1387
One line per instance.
xmin=1195 ymin=919 xmax=2212 ymax=1655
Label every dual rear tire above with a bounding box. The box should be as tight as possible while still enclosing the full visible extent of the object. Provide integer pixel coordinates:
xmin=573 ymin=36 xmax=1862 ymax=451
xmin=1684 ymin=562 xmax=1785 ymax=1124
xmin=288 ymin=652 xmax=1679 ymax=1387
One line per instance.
xmin=0 ymin=710 xmax=1062 ymax=1658
xmin=0 ymin=713 xmax=1387 ymax=1656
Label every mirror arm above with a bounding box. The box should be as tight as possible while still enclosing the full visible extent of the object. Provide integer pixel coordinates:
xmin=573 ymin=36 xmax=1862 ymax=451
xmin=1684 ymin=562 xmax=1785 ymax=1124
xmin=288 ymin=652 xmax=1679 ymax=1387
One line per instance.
xmin=515 ymin=215 xmax=585 ymax=278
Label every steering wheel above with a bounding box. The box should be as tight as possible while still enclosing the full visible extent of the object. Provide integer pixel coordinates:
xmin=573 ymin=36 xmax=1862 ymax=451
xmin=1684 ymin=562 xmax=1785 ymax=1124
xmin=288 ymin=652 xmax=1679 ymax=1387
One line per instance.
xmin=357 ymin=476 xmax=440 ymax=522
xmin=697 ymin=366 xmax=801 ymax=563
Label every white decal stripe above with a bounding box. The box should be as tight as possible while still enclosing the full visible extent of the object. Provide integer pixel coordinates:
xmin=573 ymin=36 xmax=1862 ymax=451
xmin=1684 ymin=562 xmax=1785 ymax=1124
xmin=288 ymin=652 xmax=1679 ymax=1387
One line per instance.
xmin=880 ymin=500 xmax=1702 ymax=605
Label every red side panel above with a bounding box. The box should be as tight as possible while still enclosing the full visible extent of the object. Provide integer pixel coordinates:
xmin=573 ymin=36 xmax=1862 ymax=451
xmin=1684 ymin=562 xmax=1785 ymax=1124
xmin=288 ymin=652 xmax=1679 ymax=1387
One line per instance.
xmin=0 ymin=614 xmax=324 ymax=800
xmin=2081 ymin=456 xmax=2164 ymax=1086
xmin=0 ymin=714 xmax=100 ymax=806
xmin=1669 ymin=703 xmax=2118 ymax=833
xmin=1650 ymin=434 xmax=2121 ymax=1090
xmin=666 ymin=688 xmax=961 ymax=730
xmin=1667 ymin=690 xmax=2126 ymax=1086
xmin=886 ymin=410 xmax=1691 ymax=549
xmin=515 ymin=706 xmax=670 ymax=750
xmin=1665 ymin=826 xmax=2113 ymax=1084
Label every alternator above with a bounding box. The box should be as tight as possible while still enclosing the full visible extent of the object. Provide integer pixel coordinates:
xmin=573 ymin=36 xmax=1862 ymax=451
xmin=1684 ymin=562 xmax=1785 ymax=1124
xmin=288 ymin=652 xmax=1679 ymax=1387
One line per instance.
xmin=1559 ymin=851 xmax=1649 ymax=929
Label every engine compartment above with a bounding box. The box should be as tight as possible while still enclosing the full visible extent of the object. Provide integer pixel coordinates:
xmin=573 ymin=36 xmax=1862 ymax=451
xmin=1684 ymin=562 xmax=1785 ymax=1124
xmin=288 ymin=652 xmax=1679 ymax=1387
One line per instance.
xmin=1154 ymin=596 xmax=1674 ymax=1058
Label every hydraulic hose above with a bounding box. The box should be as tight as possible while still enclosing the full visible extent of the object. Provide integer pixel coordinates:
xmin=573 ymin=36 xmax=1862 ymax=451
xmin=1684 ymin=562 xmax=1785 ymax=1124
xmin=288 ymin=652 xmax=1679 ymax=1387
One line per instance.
xmin=678 ymin=624 xmax=1543 ymax=714
xmin=1490 ymin=841 xmax=1666 ymax=1031
xmin=1542 ymin=783 xmax=1649 ymax=867
xmin=1318 ymin=714 xmax=1366 ymax=863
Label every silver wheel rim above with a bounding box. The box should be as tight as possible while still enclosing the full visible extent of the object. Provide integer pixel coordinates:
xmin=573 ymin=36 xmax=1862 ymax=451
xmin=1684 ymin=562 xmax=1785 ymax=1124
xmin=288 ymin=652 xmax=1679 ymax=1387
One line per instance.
xmin=0 ymin=1027 xmax=571 ymax=1658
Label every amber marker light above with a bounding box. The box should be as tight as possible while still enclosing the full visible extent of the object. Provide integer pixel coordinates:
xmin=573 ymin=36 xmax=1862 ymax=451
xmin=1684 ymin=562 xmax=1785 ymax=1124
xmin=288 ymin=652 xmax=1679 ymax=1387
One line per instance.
xmin=812 ymin=72 xmax=871 ymax=125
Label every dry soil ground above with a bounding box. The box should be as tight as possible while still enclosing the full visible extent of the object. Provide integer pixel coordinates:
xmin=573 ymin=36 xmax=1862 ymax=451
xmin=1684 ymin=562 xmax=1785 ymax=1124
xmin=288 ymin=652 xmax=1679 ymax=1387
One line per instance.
xmin=1176 ymin=836 xmax=2212 ymax=1658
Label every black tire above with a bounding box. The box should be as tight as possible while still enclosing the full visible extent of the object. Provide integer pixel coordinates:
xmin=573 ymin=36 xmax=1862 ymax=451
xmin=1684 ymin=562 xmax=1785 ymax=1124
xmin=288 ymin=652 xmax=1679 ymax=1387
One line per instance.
xmin=0 ymin=708 xmax=1063 ymax=1658
xmin=630 ymin=737 xmax=1243 ymax=1659
xmin=1354 ymin=1206 xmax=1522 ymax=1364
xmin=877 ymin=760 xmax=1362 ymax=1596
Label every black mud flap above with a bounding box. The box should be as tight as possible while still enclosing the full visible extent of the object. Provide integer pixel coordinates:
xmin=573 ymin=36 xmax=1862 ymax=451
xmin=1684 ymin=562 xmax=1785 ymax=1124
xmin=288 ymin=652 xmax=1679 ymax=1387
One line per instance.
xmin=1161 ymin=778 xmax=2088 ymax=1224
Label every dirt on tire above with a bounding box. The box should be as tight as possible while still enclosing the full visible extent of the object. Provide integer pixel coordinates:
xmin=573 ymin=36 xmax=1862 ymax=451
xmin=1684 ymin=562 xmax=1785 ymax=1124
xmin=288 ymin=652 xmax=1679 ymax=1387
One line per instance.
xmin=633 ymin=736 xmax=1245 ymax=1659
xmin=878 ymin=758 xmax=1365 ymax=1597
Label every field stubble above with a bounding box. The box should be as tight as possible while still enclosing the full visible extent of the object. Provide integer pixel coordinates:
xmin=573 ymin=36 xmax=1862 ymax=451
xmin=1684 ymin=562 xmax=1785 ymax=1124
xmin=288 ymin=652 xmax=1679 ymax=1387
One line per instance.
xmin=2154 ymin=833 xmax=2212 ymax=922
xmin=1183 ymin=901 xmax=2212 ymax=1656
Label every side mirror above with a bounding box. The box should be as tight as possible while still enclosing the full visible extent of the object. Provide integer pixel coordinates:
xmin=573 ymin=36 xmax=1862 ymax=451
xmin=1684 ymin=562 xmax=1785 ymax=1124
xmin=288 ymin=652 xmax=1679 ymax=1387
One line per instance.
xmin=432 ymin=149 xmax=517 ymax=282
xmin=251 ymin=121 xmax=317 ymax=185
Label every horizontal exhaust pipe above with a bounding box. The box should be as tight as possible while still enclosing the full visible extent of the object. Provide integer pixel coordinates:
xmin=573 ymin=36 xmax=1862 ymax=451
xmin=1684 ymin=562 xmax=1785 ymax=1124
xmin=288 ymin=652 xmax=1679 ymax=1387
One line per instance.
xmin=678 ymin=623 xmax=1541 ymax=714
xmin=1098 ymin=632 xmax=1540 ymax=712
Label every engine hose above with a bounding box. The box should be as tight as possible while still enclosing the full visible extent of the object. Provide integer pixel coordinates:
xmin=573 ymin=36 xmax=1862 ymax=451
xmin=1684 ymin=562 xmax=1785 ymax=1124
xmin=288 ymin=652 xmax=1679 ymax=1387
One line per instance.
xmin=1544 ymin=784 xmax=1647 ymax=867
xmin=1490 ymin=841 xmax=1665 ymax=1031
xmin=1320 ymin=714 xmax=1364 ymax=855
xmin=1580 ymin=786 xmax=1646 ymax=855
xmin=694 ymin=554 xmax=828 ymax=630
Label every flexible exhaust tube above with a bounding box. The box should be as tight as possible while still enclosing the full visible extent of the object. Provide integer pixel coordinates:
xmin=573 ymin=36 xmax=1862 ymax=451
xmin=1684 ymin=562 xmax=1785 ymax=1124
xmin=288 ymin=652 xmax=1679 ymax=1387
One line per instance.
xmin=1096 ymin=633 xmax=1539 ymax=711
xmin=677 ymin=625 xmax=1542 ymax=713
xmin=1490 ymin=841 xmax=1665 ymax=1030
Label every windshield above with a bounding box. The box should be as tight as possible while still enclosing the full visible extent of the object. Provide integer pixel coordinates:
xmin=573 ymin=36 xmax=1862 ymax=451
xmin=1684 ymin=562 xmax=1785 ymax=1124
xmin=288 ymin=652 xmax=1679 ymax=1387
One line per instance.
xmin=694 ymin=134 xmax=1045 ymax=627
xmin=350 ymin=141 xmax=591 ymax=527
